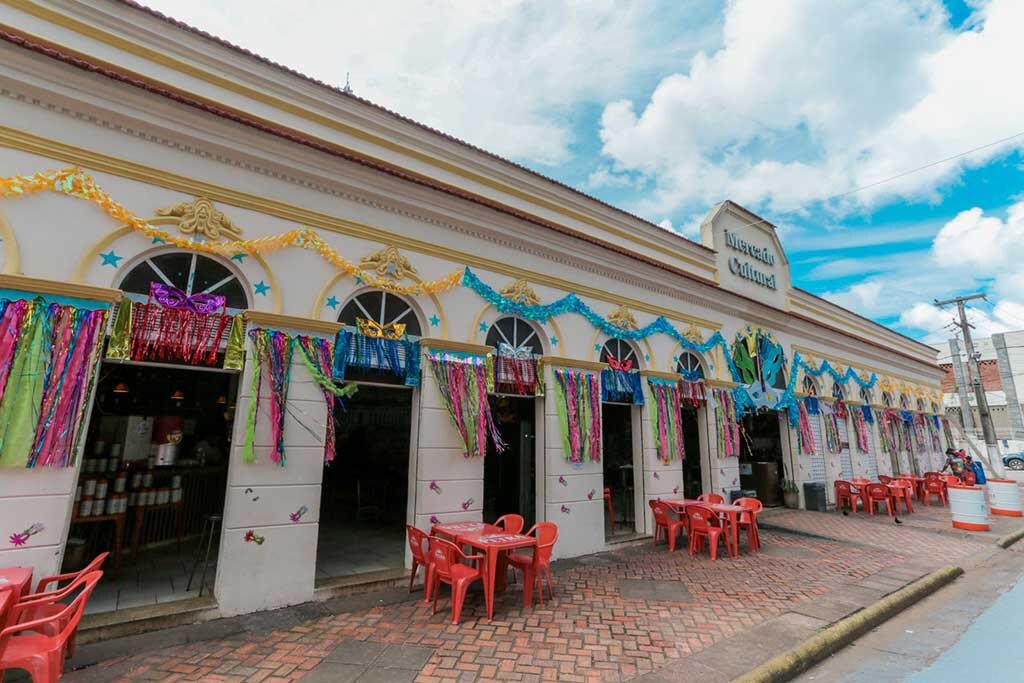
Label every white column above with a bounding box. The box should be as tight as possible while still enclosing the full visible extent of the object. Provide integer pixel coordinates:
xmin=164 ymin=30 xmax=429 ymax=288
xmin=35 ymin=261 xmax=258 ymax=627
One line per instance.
xmin=543 ymin=363 xmax=603 ymax=559
xmin=216 ymin=330 xmax=329 ymax=617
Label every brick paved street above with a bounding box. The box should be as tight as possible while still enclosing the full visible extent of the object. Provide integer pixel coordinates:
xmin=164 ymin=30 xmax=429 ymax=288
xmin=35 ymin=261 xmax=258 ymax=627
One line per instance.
xmin=59 ymin=503 xmax=1020 ymax=683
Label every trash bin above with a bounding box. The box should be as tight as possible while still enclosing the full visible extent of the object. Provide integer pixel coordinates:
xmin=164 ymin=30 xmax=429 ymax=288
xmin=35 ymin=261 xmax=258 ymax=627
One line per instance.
xmin=803 ymin=482 xmax=828 ymax=512
xmin=729 ymin=489 xmax=757 ymax=503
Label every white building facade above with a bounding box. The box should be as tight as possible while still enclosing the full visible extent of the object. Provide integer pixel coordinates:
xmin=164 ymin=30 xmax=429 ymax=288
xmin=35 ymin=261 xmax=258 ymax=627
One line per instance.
xmin=0 ymin=1 xmax=944 ymax=621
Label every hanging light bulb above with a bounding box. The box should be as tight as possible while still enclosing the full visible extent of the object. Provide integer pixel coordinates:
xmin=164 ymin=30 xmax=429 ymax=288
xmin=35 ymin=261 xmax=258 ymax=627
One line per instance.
xmin=170 ymin=389 xmax=185 ymax=401
xmin=216 ymin=395 xmax=227 ymax=405
xmin=112 ymin=382 xmax=130 ymax=394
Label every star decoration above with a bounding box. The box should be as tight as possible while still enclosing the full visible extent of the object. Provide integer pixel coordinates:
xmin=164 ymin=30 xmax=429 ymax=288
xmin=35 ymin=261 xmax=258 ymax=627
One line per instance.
xmin=326 ymin=295 xmax=339 ymax=309
xmin=594 ymin=344 xmax=602 ymax=352
xmin=355 ymin=275 xmax=365 ymax=285
xmin=151 ymin=236 xmax=167 ymax=245
xmin=231 ymin=253 xmax=247 ymax=262
xmin=100 ymin=250 xmax=123 ymax=267
xmin=645 ymin=354 xmax=651 ymax=362
xmin=479 ymin=321 xmax=489 ymax=332
xmin=550 ymin=336 xmax=558 ymax=346
xmin=429 ymin=314 xmax=440 ymax=327
xmin=254 ymin=281 xmax=270 ymax=296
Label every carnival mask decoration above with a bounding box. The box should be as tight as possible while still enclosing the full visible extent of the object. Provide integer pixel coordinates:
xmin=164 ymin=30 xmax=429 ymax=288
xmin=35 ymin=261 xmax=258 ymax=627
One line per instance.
xmin=356 ymin=317 xmax=406 ymax=340
xmin=607 ymin=355 xmax=633 ymax=372
xmin=498 ymin=342 xmax=533 ymax=360
xmin=148 ymin=282 xmax=226 ymax=314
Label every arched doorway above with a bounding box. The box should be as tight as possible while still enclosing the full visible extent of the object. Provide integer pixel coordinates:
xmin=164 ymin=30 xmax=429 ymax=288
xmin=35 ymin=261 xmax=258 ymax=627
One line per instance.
xmin=676 ymin=352 xmax=707 ymax=499
xmin=315 ymin=290 xmax=422 ymax=583
xmin=72 ymin=250 xmax=248 ymax=614
xmin=600 ymin=338 xmax=642 ymax=538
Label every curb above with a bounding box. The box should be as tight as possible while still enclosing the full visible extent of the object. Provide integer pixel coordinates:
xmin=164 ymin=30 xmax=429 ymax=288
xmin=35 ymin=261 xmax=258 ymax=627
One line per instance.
xmin=732 ymin=565 xmax=964 ymax=683
xmin=995 ymin=527 xmax=1024 ymax=549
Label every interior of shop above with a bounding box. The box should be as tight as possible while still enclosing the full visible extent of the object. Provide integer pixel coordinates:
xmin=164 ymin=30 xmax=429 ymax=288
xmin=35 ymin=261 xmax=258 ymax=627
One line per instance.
xmin=602 ymin=403 xmax=635 ymax=539
xmin=681 ymin=408 xmax=704 ymax=499
xmin=316 ymin=384 xmax=411 ymax=582
xmin=738 ymin=411 xmax=785 ymax=506
xmin=69 ymin=362 xmax=238 ymax=615
xmin=484 ymin=395 xmax=536 ymax=528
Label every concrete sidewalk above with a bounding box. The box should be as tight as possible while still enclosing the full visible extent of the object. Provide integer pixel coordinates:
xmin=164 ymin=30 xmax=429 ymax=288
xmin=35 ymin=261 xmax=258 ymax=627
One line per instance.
xmin=51 ymin=503 xmax=1023 ymax=683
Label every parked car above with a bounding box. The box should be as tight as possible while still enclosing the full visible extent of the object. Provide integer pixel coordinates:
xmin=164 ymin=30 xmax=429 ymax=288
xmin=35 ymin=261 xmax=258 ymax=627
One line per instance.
xmin=1003 ymin=453 xmax=1024 ymax=471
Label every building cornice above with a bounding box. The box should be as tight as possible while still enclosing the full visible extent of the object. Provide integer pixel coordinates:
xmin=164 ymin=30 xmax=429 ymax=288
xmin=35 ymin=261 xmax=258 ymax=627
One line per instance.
xmin=243 ymin=311 xmax=340 ymax=336
xmin=0 ymin=272 xmax=122 ymax=302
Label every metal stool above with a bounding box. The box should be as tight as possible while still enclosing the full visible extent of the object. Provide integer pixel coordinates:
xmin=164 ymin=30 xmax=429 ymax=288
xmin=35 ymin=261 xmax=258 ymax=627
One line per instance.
xmin=187 ymin=514 xmax=222 ymax=597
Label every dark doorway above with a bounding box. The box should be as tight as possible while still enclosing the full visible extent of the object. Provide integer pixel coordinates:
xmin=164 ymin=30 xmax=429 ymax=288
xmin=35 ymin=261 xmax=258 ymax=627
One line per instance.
xmin=485 ymin=396 xmax=536 ymax=527
xmin=317 ymin=384 xmax=412 ymax=581
xmin=681 ymin=407 xmax=703 ymax=499
xmin=602 ymin=403 xmax=635 ymax=538
xmin=738 ymin=411 xmax=784 ymax=506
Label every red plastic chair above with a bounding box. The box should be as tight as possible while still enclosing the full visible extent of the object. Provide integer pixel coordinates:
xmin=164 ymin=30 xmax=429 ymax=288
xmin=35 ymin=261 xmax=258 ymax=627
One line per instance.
xmin=890 ymin=480 xmax=914 ymax=514
xmin=687 ymin=505 xmax=727 ymax=560
xmin=649 ymin=500 xmax=687 ymax=552
xmin=864 ymin=484 xmax=894 ymax=516
xmin=0 ymin=570 xmax=102 ymax=682
xmin=878 ymin=475 xmax=893 ymax=485
xmin=427 ymin=537 xmax=483 ymax=625
xmin=406 ymin=525 xmax=432 ymax=600
xmin=604 ymin=488 xmax=615 ymax=534
xmin=834 ymin=481 xmax=859 ymax=513
xmin=495 ymin=514 xmax=525 ymax=535
xmin=26 ymin=552 xmax=108 ymax=602
xmin=923 ymin=472 xmax=941 ymax=481
xmin=942 ymin=474 xmax=960 ymax=487
xmin=963 ymin=470 xmax=977 ymax=486
xmin=506 ymin=522 xmax=559 ymax=606
xmin=923 ymin=479 xmax=948 ymax=506
xmin=697 ymin=493 xmax=725 ymax=505
xmin=734 ymin=497 xmax=763 ymax=551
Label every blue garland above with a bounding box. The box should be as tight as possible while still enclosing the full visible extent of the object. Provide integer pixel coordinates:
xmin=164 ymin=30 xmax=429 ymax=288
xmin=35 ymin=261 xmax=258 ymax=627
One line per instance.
xmin=861 ymin=405 xmax=874 ymax=424
xmin=600 ymin=369 xmax=644 ymax=405
xmin=332 ymin=330 xmax=421 ymax=386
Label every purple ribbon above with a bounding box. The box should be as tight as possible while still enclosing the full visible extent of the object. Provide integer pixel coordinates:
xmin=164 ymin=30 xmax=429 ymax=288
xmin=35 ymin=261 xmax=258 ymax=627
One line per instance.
xmin=149 ymin=282 xmax=226 ymax=313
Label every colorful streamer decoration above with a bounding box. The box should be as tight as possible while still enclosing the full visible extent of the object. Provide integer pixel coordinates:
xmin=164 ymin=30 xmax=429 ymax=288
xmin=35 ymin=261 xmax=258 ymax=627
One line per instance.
xmin=822 ymin=408 xmax=842 ymax=455
xmin=680 ymin=380 xmax=706 ymax=405
xmin=876 ymin=409 xmax=900 ymax=458
xmin=600 ymin=368 xmax=644 ymax=405
xmin=0 ymin=167 xmax=463 ymax=296
xmin=713 ymin=388 xmax=740 ymax=458
xmin=493 ymin=347 xmax=542 ymax=396
xmin=552 ymin=367 xmax=602 ymax=464
xmin=928 ymin=415 xmax=944 ymax=451
xmin=429 ymin=352 xmax=505 ymax=458
xmin=0 ymin=298 xmax=107 ymax=469
xmin=941 ymin=417 xmax=955 ymax=450
xmin=242 ymin=329 xmax=294 ymax=465
xmin=333 ymin=329 xmax=420 ymax=386
xmin=912 ymin=414 xmax=928 ymax=450
xmin=797 ymin=400 xmax=816 ymax=455
xmin=851 ymin=406 xmax=871 ymax=453
xmin=647 ymin=379 xmax=685 ymax=464
xmin=294 ymin=335 xmax=358 ymax=464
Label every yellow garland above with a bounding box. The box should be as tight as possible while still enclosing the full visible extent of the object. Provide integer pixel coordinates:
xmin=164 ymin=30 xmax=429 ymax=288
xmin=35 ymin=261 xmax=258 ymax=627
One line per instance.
xmin=0 ymin=167 xmax=464 ymax=296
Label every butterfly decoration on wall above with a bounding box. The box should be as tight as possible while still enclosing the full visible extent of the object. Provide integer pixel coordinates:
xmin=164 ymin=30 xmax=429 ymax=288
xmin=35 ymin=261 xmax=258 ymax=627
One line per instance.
xmin=357 ymin=317 xmax=406 ymax=340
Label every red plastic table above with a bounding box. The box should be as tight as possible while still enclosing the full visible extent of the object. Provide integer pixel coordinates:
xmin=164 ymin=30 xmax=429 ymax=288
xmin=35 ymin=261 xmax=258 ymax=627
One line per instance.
xmin=666 ymin=500 xmax=747 ymax=557
xmin=432 ymin=522 xmax=538 ymax=620
xmin=0 ymin=567 xmax=33 ymax=599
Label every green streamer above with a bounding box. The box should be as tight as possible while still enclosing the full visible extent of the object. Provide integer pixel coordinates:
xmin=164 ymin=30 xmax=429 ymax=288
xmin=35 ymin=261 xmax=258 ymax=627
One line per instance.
xmin=553 ymin=370 xmax=571 ymax=459
xmin=105 ymin=300 xmax=131 ymax=360
xmin=223 ymin=314 xmax=246 ymax=370
xmin=240 ymin=332 xmax=264 ymax=464
xmin=0 ymin=304 xmax=50 ymax=467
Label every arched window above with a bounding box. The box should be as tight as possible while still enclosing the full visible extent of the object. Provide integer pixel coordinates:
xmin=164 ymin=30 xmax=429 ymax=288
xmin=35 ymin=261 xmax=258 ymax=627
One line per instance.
xmin=338 ymin=290 xmax=422 ymax=338
xmin=882 ymin=392 xmax=894 ymax=407
xmin=916 ymin=398 xmax=926 ymax=412
xmin=899 ymin=394 xmax=910 ymax=410
xmin=802 ymin=375 xmax=818 ymax=396
xmin=931 ymin=400 xmax=939 ymax=413
xmin=486 ymin=316 xmax=542 ymax=357
xmin=600 ymin=338 xmax=639 ymax=371
xmin=832 ymin=382 xmax=845 ymax=401
xmin=119 ymin=251 xmax=249 ymax=310
xmin=676 ymin=351 xmax=705 ymax=381
xmin=860 ymin=387 xmax=874 ymax=404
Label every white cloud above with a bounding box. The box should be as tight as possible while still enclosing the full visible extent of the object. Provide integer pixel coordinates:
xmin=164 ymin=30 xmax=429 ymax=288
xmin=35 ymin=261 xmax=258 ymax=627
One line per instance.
xmin=933 ymin=203 xmax=1024 ymax=271
xmin=139 ymin=0 xmax=719 ymax=167
xmin=598 ymin=0 xmax=1024 ymax=217
xmin=584 ymin=167 xmax=639 ymax=191
xmin=655 ymin=216 xmax=701 ymax=239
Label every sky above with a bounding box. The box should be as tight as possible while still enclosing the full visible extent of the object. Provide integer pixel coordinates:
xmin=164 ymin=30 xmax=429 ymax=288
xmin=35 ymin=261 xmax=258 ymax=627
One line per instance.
xmin=141 ymin=0 xmax=1024 ymax=345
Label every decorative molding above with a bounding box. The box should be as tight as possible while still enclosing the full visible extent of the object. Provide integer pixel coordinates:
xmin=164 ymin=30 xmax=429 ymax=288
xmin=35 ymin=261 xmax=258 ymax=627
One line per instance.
xmin=155 ymin=196 xmax=242 ymax=241
xmin=359 ymin=245 xmax=417 ymax=280
xmin=607 ymin=304 xmax=639 ymax=331
xmin=682 ymin=323 xmax=704 ymax=343
xmin=640 ymin=369 xmax=682 ymax=382
xmin=243 ymin=310 xmax=341 ymax=335
xmin=420 ymin=338 xmax=493 ymax=355
xmin=499 ymin=279 xmax=540 ymax=306
xmin=542 ymin=356 xmax=607 ymax=372
xmin=0 ymin=273 xmax=122 ymax=303
xmin=705 ymin=379 xmax=738 ymax=389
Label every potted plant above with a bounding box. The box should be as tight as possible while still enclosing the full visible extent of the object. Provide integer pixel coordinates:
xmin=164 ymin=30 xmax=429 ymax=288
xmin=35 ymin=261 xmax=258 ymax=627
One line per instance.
xmin=782 ymin=480 xmax=800 ymax=509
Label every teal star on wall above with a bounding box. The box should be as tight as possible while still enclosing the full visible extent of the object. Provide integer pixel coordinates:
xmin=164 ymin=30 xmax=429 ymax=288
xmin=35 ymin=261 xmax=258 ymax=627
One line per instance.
xmin=100 ymin=250 xmax=123 ymax=267
xmin=326 ymin=295 xmax=339 ymax=309
xmin=429 ymin=314 xmax=440 ymax=327
xmin=254 ymin=281 xmax=270 ymax=296
xmin=645 ymin=354 xmax=651 ymax=362
xmin=479 ymin=321 xmax=489 ymax=332
xmin=550 ymin=336 xmax=558 ymax=346
xmin=151 ymin=236 xmax=166 ymax=245
xmin=594 ymin=344 xmax=602 ymax=352
xmin=355 ymin=275 xmax=365 ymax=285
xmin=231 ymin=253 xmax=247 ymax=262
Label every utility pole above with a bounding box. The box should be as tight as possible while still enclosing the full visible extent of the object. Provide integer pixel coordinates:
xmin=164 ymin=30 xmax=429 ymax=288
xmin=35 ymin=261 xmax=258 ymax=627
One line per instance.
xmin=935 ymin=293 xmax=1004 ymax=476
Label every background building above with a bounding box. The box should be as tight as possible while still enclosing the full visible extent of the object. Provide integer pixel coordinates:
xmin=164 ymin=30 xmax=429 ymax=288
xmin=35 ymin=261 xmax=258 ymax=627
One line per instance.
xmin=938 ymin=331 xmax=1024 ymax=440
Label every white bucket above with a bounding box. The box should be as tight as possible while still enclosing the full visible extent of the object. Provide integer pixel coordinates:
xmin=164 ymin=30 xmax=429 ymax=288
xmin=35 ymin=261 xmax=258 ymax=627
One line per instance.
xmin=948 ymin=485 xmax=989 ymax=531
xmin=987 ymin=479 xmax=1023 ymax=517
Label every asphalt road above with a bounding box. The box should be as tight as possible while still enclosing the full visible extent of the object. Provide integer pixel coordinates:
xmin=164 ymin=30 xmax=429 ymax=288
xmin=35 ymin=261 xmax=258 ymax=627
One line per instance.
xmin=797 ymin=544 xmax=1024 ymax=682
